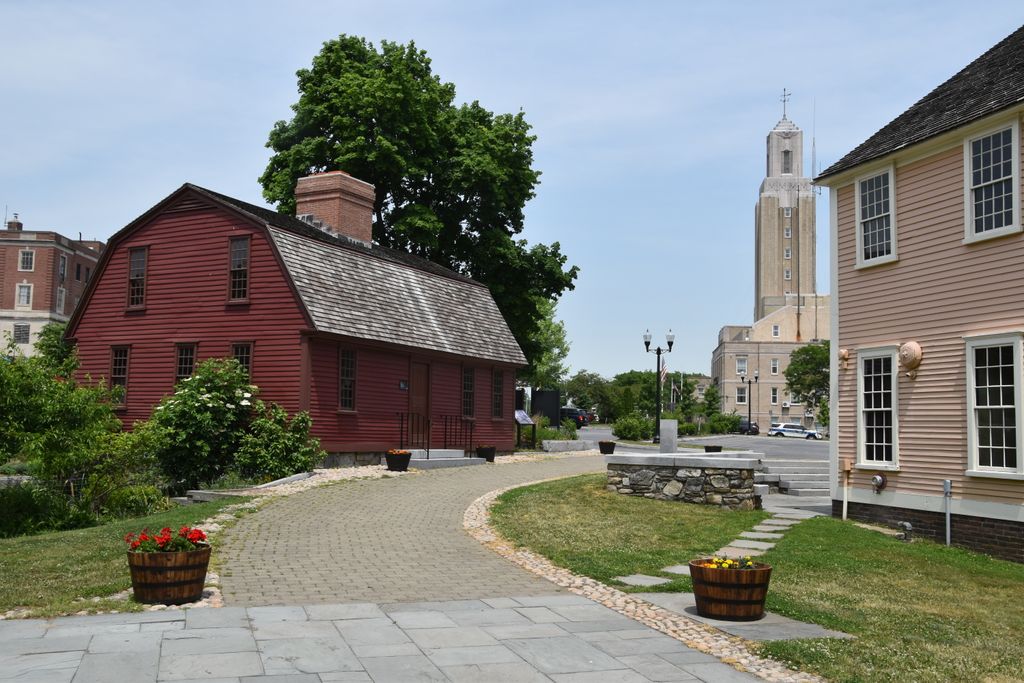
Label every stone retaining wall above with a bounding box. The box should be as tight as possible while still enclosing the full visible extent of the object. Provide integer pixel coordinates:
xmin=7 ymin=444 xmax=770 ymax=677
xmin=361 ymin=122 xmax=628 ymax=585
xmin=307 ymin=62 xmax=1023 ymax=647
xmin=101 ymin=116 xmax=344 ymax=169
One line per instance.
xmin=605 ymin=454 xmax=761 ymax=511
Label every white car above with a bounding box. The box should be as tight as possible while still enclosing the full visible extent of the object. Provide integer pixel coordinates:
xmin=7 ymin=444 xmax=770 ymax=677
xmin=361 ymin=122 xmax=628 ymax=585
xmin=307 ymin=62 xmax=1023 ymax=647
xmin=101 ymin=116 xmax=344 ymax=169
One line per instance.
xmin=767 ymin=422 xmax=822 ymax=439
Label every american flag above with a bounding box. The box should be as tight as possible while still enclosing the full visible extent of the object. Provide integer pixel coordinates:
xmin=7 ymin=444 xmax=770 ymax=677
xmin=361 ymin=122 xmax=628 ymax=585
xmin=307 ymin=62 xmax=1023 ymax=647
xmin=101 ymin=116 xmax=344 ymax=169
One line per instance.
xmin=660 ymin=360 xmax=668 ymax=385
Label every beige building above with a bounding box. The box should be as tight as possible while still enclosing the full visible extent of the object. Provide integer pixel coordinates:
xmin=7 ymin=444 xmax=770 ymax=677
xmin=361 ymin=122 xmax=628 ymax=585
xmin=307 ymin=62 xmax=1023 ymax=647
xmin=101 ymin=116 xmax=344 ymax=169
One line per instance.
xmin=816 ymin=26 xmax=1024 ymax=561
xmin=712 ymin=110 xmax=829 ymax=428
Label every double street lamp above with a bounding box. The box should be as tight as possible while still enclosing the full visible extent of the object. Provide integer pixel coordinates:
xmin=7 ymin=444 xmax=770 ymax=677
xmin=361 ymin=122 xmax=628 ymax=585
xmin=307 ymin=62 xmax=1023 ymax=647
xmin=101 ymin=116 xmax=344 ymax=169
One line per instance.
xmin=644 ymin=329 xmax=675 ymax=444
xmin=738 ymin=369 xmax=758 ymax=434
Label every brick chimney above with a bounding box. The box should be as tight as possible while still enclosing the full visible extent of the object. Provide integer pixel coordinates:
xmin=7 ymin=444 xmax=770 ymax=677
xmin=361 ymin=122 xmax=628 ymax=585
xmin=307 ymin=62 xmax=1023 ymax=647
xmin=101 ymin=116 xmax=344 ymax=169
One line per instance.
xmin=295 ymin=171 xmax=375 ymax=245
xmin=6 ymin=212 xmax=23 ymax=231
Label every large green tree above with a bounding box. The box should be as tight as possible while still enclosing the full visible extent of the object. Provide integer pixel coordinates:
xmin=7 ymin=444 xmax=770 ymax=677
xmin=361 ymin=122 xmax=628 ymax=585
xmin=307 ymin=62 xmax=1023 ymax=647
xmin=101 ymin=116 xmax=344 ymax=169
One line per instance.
xmin=260 ymin=36 xmax=578 ymax=369
xmin=785 ymin=340 xmax=830 ymax=425
xmin=519 ymin=299 xmax=569 ymax=389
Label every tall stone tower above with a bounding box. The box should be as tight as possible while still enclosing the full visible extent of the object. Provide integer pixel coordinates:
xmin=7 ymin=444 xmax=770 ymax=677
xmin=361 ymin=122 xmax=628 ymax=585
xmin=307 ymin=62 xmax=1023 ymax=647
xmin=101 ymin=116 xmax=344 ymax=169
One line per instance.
xmin=753 ymin=114 xmax=816 ymax=323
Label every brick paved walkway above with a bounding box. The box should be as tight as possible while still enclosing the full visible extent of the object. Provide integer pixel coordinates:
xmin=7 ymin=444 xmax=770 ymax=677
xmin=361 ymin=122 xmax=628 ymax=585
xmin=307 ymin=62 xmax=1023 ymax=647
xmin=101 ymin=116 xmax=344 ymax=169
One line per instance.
xmin=220 ymin=456 xmax=604 ymax=606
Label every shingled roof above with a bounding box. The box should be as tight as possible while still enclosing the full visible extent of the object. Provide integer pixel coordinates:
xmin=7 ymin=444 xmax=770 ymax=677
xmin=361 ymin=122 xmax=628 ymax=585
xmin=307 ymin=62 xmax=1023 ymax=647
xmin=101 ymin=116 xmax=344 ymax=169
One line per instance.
xmin=188 ymin=185 xmax=527 ymax=366
xmin=817 ymin=24 xmax=1024 ymax=181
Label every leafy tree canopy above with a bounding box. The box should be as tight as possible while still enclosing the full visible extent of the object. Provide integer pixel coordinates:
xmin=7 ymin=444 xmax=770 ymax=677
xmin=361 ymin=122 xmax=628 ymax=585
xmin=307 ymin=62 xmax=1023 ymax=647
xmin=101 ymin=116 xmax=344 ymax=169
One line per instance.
xmin=35 ymin=322 xmax=76 ymax=377
xmin=519 ymin=299 xmax=569 ymax=389
xmin=785 ymin=340 xmax=830 ymax=425
xmin=260 ymin=35 xmax=578 ymax=370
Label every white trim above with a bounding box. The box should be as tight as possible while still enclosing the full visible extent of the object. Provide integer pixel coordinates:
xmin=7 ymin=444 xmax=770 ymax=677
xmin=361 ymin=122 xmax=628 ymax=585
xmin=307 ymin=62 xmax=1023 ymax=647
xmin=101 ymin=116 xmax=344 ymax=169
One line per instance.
xmin=854 ymin=165 xmax=899 ymax=268
xmin=770 ymin=358 xmax=779 ymax=375
xmin=964 ymin=332 xmax=1024 ymax=476
xmin=829 ymin=187 xmax=840 ymax=499
xmin=962 ymin=118 xmax=1021 ymax=244
xmin=783 ymin=226 xmax=792 ymax=239
xmin=736 ymin=356 xmax=747 ymax=375
xmin=845 ymin=486 xmax=1024 ymax=523
xmin=736 ymin=385 xmax=747 ymax=405
xmin=771 ymin=324 xmax=780 ymax=338
xmin=856 ymin=345 xmax=900 ymax=468
xmin=15 ymin=282 xmax=32 ymax=309
xmin=770 ymin=386 xmax=778 ymax=405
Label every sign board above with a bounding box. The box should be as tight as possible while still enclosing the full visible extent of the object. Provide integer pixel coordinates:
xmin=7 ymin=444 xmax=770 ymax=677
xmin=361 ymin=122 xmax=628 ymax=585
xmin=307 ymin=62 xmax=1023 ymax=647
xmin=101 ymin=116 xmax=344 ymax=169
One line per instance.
xmin=515 ymin=409 xmax=533 ymax=425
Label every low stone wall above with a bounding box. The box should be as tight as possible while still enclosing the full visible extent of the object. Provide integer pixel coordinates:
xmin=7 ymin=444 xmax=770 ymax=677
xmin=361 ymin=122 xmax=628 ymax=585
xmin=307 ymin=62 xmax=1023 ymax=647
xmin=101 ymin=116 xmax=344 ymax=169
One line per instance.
xmin=542 ymin=440 xmax=598 ymax=452
xmin=605 ymin=454 xmax=762 ymax=511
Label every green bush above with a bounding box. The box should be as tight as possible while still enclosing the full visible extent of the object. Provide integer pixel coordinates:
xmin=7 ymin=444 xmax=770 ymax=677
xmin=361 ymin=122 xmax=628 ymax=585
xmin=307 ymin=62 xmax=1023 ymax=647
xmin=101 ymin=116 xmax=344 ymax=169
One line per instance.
xmin=0 ymin=483 xmax=95 ymax=538
xmin=678 ymin=422 xmax=699 ymax=436
xmin=612 ymin=412 xmax=653 ymax=441
xmin=233 ymin=404 xmax=323 ymax=482
xmin=708 ymin=412 xmax=741 ymax=434
xmin=102 ymin=485 xmax=167 ymax=518
xmin=0 ymin=461 xmax=31 ymax=475
xmin=149 ymin=358 xmax=257 ymax=490
xmin=559 ymin=418 xmax=578 ymax=440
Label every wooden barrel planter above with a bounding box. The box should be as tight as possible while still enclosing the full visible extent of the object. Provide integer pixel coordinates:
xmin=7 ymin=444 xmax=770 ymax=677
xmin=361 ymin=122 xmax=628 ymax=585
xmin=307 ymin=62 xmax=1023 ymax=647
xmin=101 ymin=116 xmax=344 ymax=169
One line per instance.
xmin=688 ymin=559 xmax=772 ymax=621
xmin=385 ymin=450 xmax=412 ymax=471
xmin=127 ymin=545 xmax=211 ymax=605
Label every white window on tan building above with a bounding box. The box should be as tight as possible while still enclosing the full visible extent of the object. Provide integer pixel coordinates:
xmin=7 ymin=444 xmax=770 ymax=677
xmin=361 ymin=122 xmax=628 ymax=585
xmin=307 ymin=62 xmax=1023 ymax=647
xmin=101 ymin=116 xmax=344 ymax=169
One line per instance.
xmin=736 ymin=356 xmax=748 ymax=375
xmin=966 ymin=334 xmax=1024 ymax=478
xmin=770 ymin=358 xmax=779 ymax=375
xmin=784 ymin=226 xmax=792 ymax=238
xmin=856 ymin=167 xmax=897 ymax=266
xmin=784 ymin=207 xmax=792 ymax=218
xmin=857 ymin=346 xmax=899 ymax=468
xmin=964 ymin=122 xmax=1020 ymax=243
xmin=736 ymin=385 xmax=747 ymax=405
xmin=784 ymin=268 xmax=792 ymax=280
xmin=784 ymin=247 xmax=791 ymax=259
xmin=772 ymin=324 xmax=780 ymax=338
xmin=771 ymin=387 xmax=779 ymax=404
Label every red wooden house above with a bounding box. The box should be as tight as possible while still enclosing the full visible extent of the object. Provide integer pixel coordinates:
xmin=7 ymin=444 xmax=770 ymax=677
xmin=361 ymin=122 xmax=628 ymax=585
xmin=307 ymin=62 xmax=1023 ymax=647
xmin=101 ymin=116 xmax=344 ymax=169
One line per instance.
xmin=65 ymin=171 xmax=526 ymax=462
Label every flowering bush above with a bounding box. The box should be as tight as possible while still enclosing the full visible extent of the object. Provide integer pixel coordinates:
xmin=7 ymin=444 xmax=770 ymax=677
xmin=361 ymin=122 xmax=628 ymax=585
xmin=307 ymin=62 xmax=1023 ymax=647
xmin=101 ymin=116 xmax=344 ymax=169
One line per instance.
xmin=700 ymin=556 xmax=759 ymax=570
xmin=124 ymin=525 xmax=207 ymax=553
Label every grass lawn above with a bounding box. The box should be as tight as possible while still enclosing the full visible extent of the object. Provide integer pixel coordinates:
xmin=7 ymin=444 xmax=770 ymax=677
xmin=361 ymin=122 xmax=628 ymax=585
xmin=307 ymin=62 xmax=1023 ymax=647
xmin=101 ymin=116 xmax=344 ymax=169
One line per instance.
xmin=490 ymin=474 xmax=766 ymax=591
xmin=757 ymin=516 xmax=1024 ymax=682
xmin=490 ymin=474 xmax=1024 ymax=682
xmin=0 ymin=498 xmax=244 ymax=618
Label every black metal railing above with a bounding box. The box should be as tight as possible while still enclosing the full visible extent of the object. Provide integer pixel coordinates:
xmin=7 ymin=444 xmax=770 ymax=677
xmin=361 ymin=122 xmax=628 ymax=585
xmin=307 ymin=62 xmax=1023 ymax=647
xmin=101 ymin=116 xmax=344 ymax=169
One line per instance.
xmin=441 ymin=415 xmax=475 ymax=454
xmin=397 ymin=412 xmax=431 ymax=456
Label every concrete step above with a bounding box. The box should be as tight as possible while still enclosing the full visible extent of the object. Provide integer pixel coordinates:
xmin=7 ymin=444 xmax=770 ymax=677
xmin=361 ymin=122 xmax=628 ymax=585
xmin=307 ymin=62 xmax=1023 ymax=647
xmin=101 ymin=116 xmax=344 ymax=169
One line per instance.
xmin=753 ymin=484 xmax=771 ymax=498
xmin=763 ymin=466 xmax=829 ymax=475
xmin=408 ymin=449 xmax=467 ymax=459
xmin=754 ymin=473 xmax=780 ymax=483
xmin=409 ymin=457 xmax=486 ymax=469
xmin=778 ymin=473 xmax=831 ymax=481
xmin=783 ymin=487 xmax=830 ymax=497
xmin=780 ymin=479 xmax=829 ymax=489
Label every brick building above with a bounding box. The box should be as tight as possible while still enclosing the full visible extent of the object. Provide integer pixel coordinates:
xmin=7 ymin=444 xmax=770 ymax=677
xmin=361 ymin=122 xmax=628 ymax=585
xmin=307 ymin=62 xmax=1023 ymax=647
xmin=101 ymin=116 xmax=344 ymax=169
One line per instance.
xmin=1 ymin=214 xmax=103 ymax=354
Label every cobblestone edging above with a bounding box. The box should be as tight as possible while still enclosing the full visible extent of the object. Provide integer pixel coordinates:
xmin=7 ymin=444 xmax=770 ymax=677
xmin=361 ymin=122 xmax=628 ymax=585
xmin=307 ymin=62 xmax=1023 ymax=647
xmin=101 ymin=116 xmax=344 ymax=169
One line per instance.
xmin=463 ymin=481 xmax=825 ymax=683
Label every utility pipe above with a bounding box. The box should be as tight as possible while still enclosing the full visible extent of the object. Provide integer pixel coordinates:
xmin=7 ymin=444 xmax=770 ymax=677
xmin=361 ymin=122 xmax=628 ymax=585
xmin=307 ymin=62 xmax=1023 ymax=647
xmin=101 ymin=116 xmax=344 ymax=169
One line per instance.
xmin=943 ymin=479 xmax=952 ymax=546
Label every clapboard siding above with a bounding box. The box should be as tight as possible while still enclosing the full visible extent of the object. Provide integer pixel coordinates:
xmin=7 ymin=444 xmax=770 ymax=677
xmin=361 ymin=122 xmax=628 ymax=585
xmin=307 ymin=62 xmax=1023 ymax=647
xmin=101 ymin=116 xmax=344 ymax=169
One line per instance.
xmin=835 ymin=115 xmax=1024 ymax=506
xmin=72 ymin=205 xmax=307 ymax=425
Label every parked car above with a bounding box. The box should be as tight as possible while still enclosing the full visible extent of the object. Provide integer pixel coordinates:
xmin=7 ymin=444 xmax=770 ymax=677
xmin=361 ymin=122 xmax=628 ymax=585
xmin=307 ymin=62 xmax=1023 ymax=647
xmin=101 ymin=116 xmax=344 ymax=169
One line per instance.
xmin=559 ymin=407 xmax=589 ymax=429
xmin=767 ymin=422 xmax=822 ymax=439
xmin=736 ymin=418 xmax=759 ymax=435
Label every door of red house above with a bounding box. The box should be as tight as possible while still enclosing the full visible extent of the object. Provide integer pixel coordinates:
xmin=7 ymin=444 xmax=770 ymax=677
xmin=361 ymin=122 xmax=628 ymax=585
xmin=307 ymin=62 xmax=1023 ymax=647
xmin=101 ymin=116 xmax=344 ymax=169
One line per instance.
xmin=410 ymin=362 xmax=430 ymax=417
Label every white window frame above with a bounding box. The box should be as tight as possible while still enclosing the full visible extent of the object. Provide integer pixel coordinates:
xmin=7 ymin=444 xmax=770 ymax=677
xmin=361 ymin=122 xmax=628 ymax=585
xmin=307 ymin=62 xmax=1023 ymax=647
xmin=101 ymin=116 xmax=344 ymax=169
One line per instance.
xmin=770 ymin=358 xmax=779 ymax=375
xmin=15 ymin=283 xmax=32 ymax=308
xmin=736 ymin=356 xmax=748 ymax=375
xmin=784 ymin=226 xmax=792 ymax=238
xmin=784 ymin=268 xmax=791 ymax=280
xmin=771 ymin=387 xmax=779 ymax=405
xmin=18 ymin=250 xmax=34 ymax=272
xmin=736 ymin=385 xmax=747 ymax=405
xmin=772 ymin=324 xmax=780 ymax=338
xmin=784 ymin=247 xmax=791 ymax=259
xmin=783 ymin=207 xmax=792 ymax=218
xmin=963 ymin=119 xmax=1021 ymax=244
xmin=856 ymin=345 xmax=900 ymax=470
xmin=58 ymin=254 xmax=67 ymax=282
xmin=854 ymin=165 xmax=899 ymax=268
xmin=965 ymin=332 xmax=1024 ymax=479
xmin=12 ymin=323 xmax=30 ymax=345
xmin=56 ymin=286 xmax=66 ymax=313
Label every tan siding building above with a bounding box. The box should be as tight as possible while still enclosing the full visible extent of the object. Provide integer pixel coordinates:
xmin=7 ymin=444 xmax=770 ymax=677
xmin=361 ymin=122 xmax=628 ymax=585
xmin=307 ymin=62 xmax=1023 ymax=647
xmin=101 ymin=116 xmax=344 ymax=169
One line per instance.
xmin=818 ymin=25 xmax=1024 ymax=561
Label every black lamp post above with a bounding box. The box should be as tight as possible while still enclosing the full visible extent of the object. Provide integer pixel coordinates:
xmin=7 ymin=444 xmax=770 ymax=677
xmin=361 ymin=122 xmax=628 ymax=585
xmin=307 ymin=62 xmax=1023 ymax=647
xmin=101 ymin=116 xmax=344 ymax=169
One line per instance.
xmin=644 ymin=329 xmax=675 ymax=444
xmin=738 ymin=369 xmax=758 ymax=434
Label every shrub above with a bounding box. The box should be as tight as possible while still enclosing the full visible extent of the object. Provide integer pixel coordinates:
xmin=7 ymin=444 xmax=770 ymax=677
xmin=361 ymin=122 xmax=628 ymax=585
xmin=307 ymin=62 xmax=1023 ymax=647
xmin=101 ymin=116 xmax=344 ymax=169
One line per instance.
xmin=612 ymin=412 xmax=653 ymax=441
xmin=679 ymin=422 xmax=699 ymax=436
xmin=149 ymin=358 xmax=257 ymax=490
xmin=102 ymin=485 xmax=168 ymax=518
xmin=560 ymin=418 xmax=578 ymax=440
xmin=0 ymin=482 xmax=95 ymax=538
xmin=233 ymin=404 xmax=323 ymax=482
xmin=708 ymin=412 xmax=741 ymax=434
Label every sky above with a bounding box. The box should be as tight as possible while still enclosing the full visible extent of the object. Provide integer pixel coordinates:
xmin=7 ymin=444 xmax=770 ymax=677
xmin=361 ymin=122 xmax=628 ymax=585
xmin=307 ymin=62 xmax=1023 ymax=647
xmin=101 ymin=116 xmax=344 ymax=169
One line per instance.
xmin=3 ymin=1 xmax=1023 ymax=378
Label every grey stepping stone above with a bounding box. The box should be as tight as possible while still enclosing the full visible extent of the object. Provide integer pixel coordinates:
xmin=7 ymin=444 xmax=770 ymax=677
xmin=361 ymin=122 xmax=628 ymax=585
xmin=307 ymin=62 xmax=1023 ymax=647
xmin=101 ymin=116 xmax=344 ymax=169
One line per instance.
xmin=74 ymin=651 xmax=159 ymax=683
xmin=617 ymin=652 xmax=701 ymax=681
xmin=335 ymin=618 xmax=411 ymax=647
xmin=305 ymin=603 xmax=386 ymax=621
xmin=731 ymin=539 xmax=776 ymax=550
xmin=186 ymin=607 xmax=249 ymax=629
xmin=613 ymin=574 xmax=671 ymax=587
xmin=760 ymin=518 xmax=800 ymax=526
xmin=258 ymin=636 xmax=361 ymax=675
xmin=549 ymin=670 xmax=650 ymax=681
xmin=482 ymin=598 xmax=522 ymax=609
xmin=423 ymin=644 xmax=522 ymax=667
xmin=360 ymin=654 xmax=447 ymax=682
xmin=751 ymin=525 xmax=787 ymax=533
xmin=483 ymin=623 xmax=569 ymax=640
xmin=551 ymin=605 xmax=628 ymax=622
xmin=441 ymin=661 xmax=551 ymax=682
xmin=514 ymin=607 xmax=567 ymax=623
xmin=318 ymin=672 xmax=373 ymax=682
xmin=406 ymin=626 xmax=498 ymax=649
xmin=390 ymin=611 xmax=458 ymax=629
xmin=159 ymin=651 xmax=264 ymax=680
xmin=741 ymin=531 xmax=784 ymax=540
xmin=0 ymin=651 xmax=83 ymax=680
xmin=449 ymin=608 xmax=530 ymax=627
xmin=590 ymin=634 xmax=689 ymax=656
xmin=716 ymin=546 xmax=765 ymax=558
xmin=3 ymin=635 xmax=90 ymax=655
xmin=87 ymin=631 xmax=162 ymax=653
xmin=661 ymin=564 xmax=691 ymax=576
xmin=678 ymin=661 xmax=761 ymax=681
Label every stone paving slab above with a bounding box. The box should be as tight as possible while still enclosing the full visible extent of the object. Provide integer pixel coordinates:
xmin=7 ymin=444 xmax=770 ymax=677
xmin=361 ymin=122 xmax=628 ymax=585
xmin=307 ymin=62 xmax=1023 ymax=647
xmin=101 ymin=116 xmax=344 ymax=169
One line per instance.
xmin=661 ymin=564 xmax=691 ymax=576
xmin=730 ymin=539 xmax=776 ymax=551
xmin=614 ymin=574 xmax=672 ymax=587
xmin=740 ymin=531 xmax=785 ymax=540
xmin=633 ymin=593 xmax=852 ymax=642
